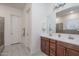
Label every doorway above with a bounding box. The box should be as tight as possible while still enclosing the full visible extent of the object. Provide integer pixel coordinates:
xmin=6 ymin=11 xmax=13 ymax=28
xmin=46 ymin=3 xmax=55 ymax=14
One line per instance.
xmin=10 ymin=15 xmax=22 ymax=44
xmin=0 ymin=17 xmax=4 ymax=54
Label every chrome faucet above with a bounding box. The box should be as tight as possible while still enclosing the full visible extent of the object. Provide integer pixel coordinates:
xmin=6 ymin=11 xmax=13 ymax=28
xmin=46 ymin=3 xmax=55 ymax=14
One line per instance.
xmin=58 ymin=34 xmax=61 ymax=37
xmin=68 ymin=35 xmax=74 ymax=40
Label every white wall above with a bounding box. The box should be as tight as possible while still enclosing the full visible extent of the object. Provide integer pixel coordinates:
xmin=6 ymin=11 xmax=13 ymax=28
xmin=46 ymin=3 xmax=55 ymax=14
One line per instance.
xmin=0 ymin=5 xmax=23 ymax=45
xmin=31 ymin=3 xmax=56 ymax=54
xmin=31 ymin=3 xmax=42 ymax=54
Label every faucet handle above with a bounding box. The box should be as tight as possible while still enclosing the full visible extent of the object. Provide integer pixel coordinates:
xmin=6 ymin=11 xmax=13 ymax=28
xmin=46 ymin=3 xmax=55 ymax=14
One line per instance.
xmin=58 ymin=34 xmax=61 ymax=37
xmin=68 ymin=35 xmax=74 ymax=40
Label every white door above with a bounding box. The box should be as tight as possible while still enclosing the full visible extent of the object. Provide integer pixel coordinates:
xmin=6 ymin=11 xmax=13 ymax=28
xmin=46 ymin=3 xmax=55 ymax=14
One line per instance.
xmin=10 ymin=15 xmax=22 ymax=44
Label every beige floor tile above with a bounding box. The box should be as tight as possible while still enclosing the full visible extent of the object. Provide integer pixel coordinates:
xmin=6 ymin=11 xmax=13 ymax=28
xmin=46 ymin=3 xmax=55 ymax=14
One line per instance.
xmin=1 ymin=43 xmax=30 ymax=56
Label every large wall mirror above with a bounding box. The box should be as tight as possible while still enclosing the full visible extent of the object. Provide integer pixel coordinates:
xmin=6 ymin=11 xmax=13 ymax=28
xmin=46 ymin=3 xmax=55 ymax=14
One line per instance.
xmin=56 ymin=5 xmax=79 ymax=34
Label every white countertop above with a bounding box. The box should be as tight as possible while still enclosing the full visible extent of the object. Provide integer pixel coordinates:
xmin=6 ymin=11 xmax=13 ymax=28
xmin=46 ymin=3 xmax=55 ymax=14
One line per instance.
xmin=41 ymin=33 xmax=79 ymax=46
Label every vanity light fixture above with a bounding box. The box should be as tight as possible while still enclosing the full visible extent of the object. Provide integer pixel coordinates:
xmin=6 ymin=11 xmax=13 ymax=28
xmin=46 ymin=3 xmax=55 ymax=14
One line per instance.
xmin=54 ymin=3 xmax=66 ymax=10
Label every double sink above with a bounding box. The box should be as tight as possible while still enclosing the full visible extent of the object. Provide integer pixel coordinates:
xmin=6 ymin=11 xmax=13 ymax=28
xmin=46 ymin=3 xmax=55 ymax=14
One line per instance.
xmin=41 ymin=33 xmax=79 ymax=46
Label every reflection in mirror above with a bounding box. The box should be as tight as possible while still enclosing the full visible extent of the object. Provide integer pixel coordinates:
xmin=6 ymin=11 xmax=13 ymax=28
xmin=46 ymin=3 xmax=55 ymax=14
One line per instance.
xmin=47 ymin=13 xmax=56 ymax=36
xmin=56 ymin=6 xmax=79 ymax=34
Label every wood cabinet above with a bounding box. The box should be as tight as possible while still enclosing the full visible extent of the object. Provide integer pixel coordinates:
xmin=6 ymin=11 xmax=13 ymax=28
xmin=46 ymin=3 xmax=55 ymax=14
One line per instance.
xmin=66 ymin=49 xmax=79 ymax=56
xmin=57 ymin=41 xmax=79 ymax=56
xmin=57 ymin=41 xmax=66 ymax=56
xmin=41 ymin=37 xmax=50 ymax=55
xmin=41 ymin=37 xmax=46 ymax=53
xmin=41 ymin=36 xmax=79 ymax=56
xmin=49 ymin=39 xmax=56 ymax=56
xmin=45 ymin=38 xmax=50 ymax=55
xmin=57 ymin=45 xmax=65 ymax=56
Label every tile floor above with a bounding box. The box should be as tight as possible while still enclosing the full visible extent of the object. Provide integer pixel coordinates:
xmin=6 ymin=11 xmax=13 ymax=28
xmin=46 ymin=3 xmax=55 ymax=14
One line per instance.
xmin=1 ymin=43 xmax=30 ymax=56
xmin=32 ymin=52 xmax=47 ymax=56
xmin=1 ymin=43 xmax=46 ymax=56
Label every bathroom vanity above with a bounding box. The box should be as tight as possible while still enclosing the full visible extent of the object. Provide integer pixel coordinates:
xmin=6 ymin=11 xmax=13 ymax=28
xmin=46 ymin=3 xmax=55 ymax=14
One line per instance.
xmin=41 ymin=34 xmax=79 ymax=56
xmin=41 ymin=4 xmax=79 ymax=56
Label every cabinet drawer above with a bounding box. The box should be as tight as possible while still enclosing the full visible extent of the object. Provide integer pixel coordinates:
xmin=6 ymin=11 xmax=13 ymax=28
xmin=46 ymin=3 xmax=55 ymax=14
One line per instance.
xmin=50 ymin=42 xmax=55 ymax=47
xmin=50 ymin=47 xmax=55 ymax=53
xmin=50 ymin=46 xmax=55 ymax=50
xmin=57 ymin=41 xmax=68 ymax=47
xmin=50 ymin=49 xmax=55 ymax=56
xmin=57 ymin=41 xmax=79 ymax=51
xmin=69 ymin=44 xmax=79 ymax=51
xmin=50 ymin=39 xmax=56 ymax=43
xmin=66 ymin=49 xmax=79 ymax=56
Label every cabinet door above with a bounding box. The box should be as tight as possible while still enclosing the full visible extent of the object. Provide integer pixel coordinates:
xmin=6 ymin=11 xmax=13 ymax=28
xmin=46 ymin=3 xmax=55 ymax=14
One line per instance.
xmin=45 ymin=38 xmax=50 ymax=55
xmin=41 ymin=37 xmax=46 ymax=53
xmin=57 ymin=45 xmax=65 ymax=56
xmin=67 ymin=49 xmax=79 ymax=56
xmin=41 ymin=37 xmax=50 ymax=55
xmin=50 ymin=40 xmax=56 ymax=56
xmin=11 ymin=15 xmax=22 ymax=44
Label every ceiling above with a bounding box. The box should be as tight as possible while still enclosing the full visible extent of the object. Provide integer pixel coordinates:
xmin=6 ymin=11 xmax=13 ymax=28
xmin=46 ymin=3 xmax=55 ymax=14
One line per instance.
xmin=0 ymin=3 xmax=26 ymax=9
xmin=56 ymin=5 xmax=79 ymax=17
